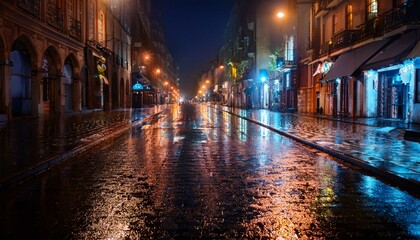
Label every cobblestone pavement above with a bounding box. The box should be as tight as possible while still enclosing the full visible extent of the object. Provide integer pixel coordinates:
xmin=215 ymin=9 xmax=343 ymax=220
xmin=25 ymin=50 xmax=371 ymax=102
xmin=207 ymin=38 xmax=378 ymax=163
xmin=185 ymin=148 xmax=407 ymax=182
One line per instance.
xmin=1 ymin=103 xmax=419 ymax=239
xmin=0 ymin=106 xmax=165 ymax=188
xmin=216 ymin=104 xmax=420 ymax=194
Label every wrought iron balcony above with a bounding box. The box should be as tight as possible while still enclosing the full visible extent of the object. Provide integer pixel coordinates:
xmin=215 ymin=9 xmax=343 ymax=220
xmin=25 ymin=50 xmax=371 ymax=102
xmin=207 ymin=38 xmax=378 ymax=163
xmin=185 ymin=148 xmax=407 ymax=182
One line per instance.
xmin=47 ymin=0 xmax=64 ymax=31
xmin=68 ymin=17 xmax=81 ymax=40
xmin=317 ymin=29 xmax=358 ymax=57
xmin=379 ymin=0 xmax=420 ymax=33
xmin=314 ymin=0 xmax=420 ymax=59
xmin=17 ymin=0 xmax=40 ymax=18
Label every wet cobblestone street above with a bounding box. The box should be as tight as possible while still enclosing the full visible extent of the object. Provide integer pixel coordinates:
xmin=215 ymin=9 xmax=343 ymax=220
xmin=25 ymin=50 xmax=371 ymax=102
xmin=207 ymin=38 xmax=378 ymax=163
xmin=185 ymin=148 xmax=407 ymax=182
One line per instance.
xmin=0 ymin=107 xmax=162 ymax=185
xmin=223 ymin=106 xmax=420 ymax=185
xmin=1 ymin=104 xmax=419 ymax=239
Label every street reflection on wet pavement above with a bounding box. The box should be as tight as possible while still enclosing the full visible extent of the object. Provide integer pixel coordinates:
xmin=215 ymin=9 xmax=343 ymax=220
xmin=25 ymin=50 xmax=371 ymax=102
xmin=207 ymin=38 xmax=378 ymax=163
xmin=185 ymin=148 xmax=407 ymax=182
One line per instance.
xmin=225 ymin=106 xmax=420 ymax=183
xmin=1 ymin=104 xmax=419 ymax=239
xmin=0 ymin=108 xmax=161 ymax=183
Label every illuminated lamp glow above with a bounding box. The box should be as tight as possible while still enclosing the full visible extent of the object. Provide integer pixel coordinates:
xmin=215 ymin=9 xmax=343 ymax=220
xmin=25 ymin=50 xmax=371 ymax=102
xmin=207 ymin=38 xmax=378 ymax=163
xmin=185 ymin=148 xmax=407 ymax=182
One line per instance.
xmin=132 ymin=82 xmax=143 ymax=91
xmin=264 ymin=84 xmax=269 ymax=90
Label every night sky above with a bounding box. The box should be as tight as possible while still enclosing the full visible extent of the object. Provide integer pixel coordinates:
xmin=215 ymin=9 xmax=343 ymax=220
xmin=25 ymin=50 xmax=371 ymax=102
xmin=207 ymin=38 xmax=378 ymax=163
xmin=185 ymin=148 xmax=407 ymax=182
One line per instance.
xmin=153 ymin=0 xmax=235 ymax=99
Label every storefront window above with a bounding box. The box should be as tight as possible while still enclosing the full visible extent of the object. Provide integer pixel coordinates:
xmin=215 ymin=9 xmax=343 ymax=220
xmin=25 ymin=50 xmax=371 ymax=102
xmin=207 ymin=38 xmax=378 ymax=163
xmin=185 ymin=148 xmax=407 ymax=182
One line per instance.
xmin=367 ymin=0 xmax=378 ymax=20
xmin=346 ymin=5 xmax=353 ymax=29
xmin=416 ymin=68 xmax=420 ymax=103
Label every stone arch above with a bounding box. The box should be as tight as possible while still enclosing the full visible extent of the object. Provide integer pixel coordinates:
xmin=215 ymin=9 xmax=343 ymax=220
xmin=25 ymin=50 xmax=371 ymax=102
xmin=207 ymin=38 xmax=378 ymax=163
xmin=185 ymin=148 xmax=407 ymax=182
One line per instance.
xmin=63 ymin=53 xmax=79 ymax=112
xmin=10 ymin=34 xmax=37 ymax=116
xmin=41 ymin=45 xmax=62 ymax=114
xmin=65 ymin=53 xmax=81 ymax=111
xmin=65 ymin=53 xmax=80 ymax=77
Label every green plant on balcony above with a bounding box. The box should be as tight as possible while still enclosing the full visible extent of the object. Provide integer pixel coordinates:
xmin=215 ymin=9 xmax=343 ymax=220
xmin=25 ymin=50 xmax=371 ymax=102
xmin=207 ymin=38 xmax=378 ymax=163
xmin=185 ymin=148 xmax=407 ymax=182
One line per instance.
xmin=267 ymin=47 xmax=284 ymax=72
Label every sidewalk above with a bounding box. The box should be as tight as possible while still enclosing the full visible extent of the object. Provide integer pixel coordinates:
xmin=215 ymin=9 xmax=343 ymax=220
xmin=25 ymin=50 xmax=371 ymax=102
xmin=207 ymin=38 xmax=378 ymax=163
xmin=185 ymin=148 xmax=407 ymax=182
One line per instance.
xmin=0 ymin=106 xmax=165 ymax=190
xmin=218 ymin=105 xmax=420 ymax=196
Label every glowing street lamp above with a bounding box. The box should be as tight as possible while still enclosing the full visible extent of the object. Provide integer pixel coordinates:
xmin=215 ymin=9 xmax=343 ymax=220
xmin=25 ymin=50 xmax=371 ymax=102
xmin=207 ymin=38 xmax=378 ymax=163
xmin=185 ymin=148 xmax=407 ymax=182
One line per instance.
xmin=144 ymin=53 xmax=150 ymax=61
xmin=277 ymin=11 xmax=285 ymax=18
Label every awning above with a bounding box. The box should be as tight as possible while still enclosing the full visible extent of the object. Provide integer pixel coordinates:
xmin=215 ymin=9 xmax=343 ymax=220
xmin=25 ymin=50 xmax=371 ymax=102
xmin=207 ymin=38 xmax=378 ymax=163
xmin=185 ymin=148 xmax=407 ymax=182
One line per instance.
xmin=363 ymin=31 xmax=418 ymax=70
xmin=99 ymin=74 xmax=109 ymax=85
xmin=323 ymin=39 xmax=389 ymax=81
xmin=404 ymin=40 xmax=420 ymax=60
xmin=312 ymin=63 xmax=322 ymax=76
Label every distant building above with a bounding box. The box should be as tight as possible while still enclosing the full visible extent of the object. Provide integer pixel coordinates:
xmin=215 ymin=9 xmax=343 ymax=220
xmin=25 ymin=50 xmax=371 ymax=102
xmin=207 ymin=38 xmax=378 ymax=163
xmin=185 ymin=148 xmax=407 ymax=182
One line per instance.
xmin=217 ymin=0 xmax=298 ymax=112
xmin=131 ymin=1 xmax=179 ymax=107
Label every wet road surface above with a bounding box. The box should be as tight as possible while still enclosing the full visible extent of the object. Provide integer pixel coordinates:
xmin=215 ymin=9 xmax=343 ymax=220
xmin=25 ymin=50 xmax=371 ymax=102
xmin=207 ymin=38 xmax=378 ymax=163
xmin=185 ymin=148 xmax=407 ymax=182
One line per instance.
xmin=1 ymin=104 xmax=419 ymax=239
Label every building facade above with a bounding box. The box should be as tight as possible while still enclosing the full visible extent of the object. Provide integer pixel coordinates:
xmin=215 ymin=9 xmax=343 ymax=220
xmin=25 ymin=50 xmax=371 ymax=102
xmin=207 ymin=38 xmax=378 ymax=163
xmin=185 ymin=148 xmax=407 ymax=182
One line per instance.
xmin=299 ymin=0 xmax=420 ymax=123
xmin=131 ymin=2 xmax=179 ymax=108
xmin=0 ymin=0 xmax=175 ymax=122
xmin=215 ymin=0 xmax=298 ymax=112
xmin=1 ymin=0 xmax=87 ymax=119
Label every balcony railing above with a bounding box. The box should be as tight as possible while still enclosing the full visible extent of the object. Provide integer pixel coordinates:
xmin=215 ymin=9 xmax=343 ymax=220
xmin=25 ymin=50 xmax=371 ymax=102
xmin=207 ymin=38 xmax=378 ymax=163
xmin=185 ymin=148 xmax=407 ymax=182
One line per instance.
xmin=380 ymin=1 xmax=420 ymax=33
xmin=314 ymin=0 xmax=420 ymax=58
xmin=318 ymin=29 xmax=358 ymax=57
xmin=17 ymin=0 xmax=40 ymax=18
xmin=68 ymin=17 xmax=81 ymax=40
xmin=47 ymin=0 xmax=64 ymax=31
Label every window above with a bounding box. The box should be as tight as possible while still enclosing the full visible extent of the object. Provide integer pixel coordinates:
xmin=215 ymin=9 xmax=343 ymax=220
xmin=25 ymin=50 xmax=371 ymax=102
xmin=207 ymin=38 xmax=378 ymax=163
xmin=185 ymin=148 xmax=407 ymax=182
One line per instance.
xmin=98 ymin=10 xmax=105 ymax=44
xmin=332 ymin=14 xmax=338 ymax=34
xmin=346 ymin=4 xmax=353 ymax=29
xmin=67 ymin=0 xmax=73 ymax=19
xmin=88 ymin=1 xmax=94 ymax=40
xmin=285 ymin=36 xmax=294 ymax=62
xmin=416 ymin=68 xmax=420 ymax=103
xmin=67 ymin=0 xmax=82 ymax=20
xmin=367 ymin=0 xmax=378 ymax=20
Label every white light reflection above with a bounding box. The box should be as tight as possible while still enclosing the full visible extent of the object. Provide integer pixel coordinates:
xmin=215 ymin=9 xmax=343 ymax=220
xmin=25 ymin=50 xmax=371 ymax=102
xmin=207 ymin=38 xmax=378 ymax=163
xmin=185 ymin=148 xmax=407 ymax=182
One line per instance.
xmin=239 ymin=118 xmax=248 ymax=142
